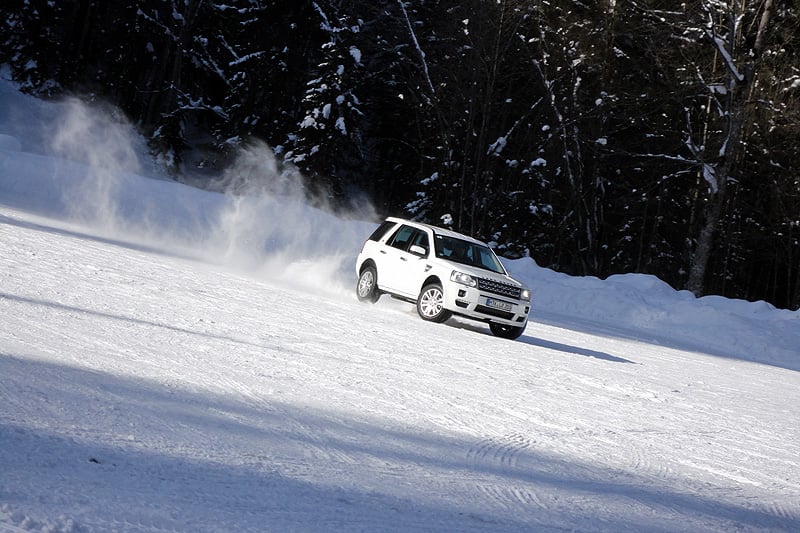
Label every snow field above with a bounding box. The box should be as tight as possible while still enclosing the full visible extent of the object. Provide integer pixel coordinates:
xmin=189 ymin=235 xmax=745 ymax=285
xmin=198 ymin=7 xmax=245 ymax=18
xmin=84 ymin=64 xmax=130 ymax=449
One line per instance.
xmin=1 ymin=208 xmax=799 ymax=532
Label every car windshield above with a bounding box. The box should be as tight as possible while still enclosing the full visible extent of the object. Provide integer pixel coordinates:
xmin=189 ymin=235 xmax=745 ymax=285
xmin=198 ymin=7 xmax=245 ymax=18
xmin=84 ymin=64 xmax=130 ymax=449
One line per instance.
xmin=434 ymin=234 xmax=506 ymax=274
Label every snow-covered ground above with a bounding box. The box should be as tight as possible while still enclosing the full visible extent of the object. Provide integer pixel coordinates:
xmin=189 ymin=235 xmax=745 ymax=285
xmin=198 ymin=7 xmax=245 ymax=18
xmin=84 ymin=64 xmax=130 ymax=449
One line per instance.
xmin=1 ymin=72 xmax=799 ymax=532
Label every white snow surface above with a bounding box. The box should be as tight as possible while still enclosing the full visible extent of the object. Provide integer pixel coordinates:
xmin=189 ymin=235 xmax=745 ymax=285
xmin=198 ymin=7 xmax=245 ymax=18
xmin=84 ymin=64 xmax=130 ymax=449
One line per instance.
xmin=1 ymin=73 xmax=799 ymax=533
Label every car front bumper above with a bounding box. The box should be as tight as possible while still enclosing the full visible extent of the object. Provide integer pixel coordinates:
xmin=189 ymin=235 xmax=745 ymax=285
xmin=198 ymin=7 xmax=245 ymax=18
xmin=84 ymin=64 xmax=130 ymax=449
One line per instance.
xmin=447 ymin=285 xmax=530 ymax=326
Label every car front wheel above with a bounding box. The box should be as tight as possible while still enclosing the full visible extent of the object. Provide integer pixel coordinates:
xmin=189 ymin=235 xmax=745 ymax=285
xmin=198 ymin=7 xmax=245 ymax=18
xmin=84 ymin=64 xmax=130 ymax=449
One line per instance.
xmin=417 ymin=283 xmax=451 ymax=323
xmin=489 ymin=322 xmax=526 ymax=340
xmin=356 ymin=266 xmax=381 ymax=303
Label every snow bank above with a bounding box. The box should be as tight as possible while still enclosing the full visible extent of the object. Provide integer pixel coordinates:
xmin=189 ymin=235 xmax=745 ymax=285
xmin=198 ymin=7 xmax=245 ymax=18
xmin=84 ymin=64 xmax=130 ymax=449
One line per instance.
xmin=506 ymin=258 xmax=799 ymax=368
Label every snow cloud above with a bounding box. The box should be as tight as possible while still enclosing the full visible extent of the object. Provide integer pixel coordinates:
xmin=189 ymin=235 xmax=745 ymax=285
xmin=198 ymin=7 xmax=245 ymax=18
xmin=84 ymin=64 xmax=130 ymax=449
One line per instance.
xmin=49 ymin=97 xmax=141 ymax=229
xmin=35 ymin=93 xmax=376 ymax=297
xmin=207 ymin=140 xmax=376 ymax=294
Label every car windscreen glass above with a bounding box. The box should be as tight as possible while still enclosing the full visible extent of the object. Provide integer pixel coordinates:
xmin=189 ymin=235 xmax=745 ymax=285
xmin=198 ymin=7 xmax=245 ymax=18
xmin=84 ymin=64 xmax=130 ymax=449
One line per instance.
xmin=433 ymin=235 xmax=505 ymax=274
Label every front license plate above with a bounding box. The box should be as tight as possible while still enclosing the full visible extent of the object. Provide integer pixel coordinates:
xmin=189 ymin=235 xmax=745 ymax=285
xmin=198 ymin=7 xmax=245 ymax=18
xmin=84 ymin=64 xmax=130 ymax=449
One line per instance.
xmin=486 ymin=298 xmax=512 ymax=312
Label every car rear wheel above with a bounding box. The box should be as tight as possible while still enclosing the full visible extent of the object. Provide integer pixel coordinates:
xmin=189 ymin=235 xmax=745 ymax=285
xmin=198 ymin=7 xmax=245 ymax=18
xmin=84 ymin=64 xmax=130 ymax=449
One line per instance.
xmin=489 ymin=322 xmax=526 ymax=340
xmin=417 ymin=283 xmax=451 ymax=323
xmin=356 ymin=266 xmax=381 ymax=303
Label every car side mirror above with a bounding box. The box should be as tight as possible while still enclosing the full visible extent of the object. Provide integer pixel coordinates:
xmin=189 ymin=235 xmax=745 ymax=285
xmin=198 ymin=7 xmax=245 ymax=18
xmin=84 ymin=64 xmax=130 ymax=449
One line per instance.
xmin=409 ymin=244 xmax=427 ymax=257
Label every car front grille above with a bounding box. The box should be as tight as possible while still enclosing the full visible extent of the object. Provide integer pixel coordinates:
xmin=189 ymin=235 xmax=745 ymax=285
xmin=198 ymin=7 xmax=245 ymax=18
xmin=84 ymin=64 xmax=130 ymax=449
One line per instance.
xmin=477 ymin=278 xmax=522 ymax=300
xmin=474 ymin=305 xmax=515 ymax=320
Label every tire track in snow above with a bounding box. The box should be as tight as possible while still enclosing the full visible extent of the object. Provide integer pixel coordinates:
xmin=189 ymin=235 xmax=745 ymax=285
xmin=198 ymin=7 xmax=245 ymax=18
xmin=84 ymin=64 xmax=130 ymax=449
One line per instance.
xmin=767 ymin=501 xmax=800 ymax=524
xmin=466 ymin=433 xmax=548 ymax=511
xmin=468 ymin=433 xmax=532 ymax=468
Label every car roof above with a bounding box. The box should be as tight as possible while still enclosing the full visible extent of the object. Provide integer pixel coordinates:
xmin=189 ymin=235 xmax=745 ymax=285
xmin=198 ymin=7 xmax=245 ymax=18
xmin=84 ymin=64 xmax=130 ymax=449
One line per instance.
xmin=385 ymin=217 xmax=486 ymax=246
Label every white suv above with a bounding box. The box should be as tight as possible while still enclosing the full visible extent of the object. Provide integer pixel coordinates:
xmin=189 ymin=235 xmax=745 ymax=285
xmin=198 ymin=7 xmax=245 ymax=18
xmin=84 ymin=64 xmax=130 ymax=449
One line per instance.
xmin=355 ymin=217 xmax=531 ymax=339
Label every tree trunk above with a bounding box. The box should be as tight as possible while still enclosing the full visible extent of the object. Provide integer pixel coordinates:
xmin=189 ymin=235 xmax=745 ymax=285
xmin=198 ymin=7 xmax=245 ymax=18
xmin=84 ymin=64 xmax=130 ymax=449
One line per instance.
xmin=686 ymin=0 xmax=774 ymax=296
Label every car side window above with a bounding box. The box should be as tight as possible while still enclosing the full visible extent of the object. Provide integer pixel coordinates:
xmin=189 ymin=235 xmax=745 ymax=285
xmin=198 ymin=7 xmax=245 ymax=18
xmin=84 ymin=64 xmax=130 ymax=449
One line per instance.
xmin=409 ymin=230 xmax=429 ymax=256
xmin=368 ymin=221 xmax=396 ymax=242
xmin=388 ymin=225 xmax=415 ymax=250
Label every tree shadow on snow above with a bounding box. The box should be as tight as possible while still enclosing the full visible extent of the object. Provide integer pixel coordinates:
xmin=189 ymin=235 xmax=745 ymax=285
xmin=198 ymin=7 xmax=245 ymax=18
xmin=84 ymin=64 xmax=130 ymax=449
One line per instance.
xmin=0 ymin=212 xmax=202 ymax=263
xmin=0 ymin=292 xmax=275 ymax=353
xmin=0 ymin=355 xmax=794 ymax=533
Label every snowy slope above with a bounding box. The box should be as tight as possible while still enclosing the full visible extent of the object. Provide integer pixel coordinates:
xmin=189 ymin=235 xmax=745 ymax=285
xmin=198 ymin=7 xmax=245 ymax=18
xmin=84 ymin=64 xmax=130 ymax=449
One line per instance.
xmin=1 ymin=73 xmax=800 ymax=532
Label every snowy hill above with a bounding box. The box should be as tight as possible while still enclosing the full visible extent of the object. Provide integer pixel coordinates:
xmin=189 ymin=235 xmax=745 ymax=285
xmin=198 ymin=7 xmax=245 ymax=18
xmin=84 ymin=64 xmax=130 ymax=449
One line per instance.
xmin=1 ymin=74 xmax=799 ymax=532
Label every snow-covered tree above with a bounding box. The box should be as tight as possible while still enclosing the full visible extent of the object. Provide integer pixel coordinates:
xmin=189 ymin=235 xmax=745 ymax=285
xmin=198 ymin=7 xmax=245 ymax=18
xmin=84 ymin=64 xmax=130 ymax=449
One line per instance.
xmin=280 ymin=1 xmax=367 ymax=200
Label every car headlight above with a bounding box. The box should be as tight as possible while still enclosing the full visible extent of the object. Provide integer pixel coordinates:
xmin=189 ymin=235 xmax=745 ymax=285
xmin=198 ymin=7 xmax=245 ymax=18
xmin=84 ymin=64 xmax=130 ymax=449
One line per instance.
xmin=521 ymin=288 xmax=531 ymax=301
xmin=451 ymin=270 xmax=477 ymax=287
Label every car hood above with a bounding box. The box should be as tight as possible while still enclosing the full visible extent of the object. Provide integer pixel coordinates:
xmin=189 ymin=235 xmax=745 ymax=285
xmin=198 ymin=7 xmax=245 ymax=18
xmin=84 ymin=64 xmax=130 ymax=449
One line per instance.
xmin=442 ymin=259 xmax=526 ymax=288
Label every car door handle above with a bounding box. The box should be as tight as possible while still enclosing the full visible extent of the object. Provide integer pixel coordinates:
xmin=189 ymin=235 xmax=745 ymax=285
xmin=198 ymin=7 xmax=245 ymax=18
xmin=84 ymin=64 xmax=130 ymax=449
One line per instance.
xmin=400 ymin=257 xmax=407 ymax=261
xmin=380 ymin=250 xmax=387 ymax=254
